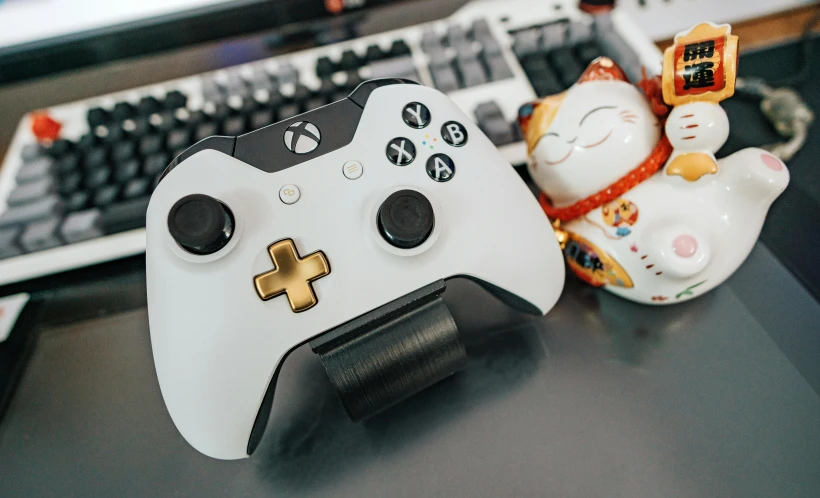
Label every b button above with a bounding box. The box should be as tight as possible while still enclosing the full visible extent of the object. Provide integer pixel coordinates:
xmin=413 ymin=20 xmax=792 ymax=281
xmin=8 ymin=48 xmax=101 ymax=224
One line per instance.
xmin=441 ymin=121 xmax=468 ymax=147
xmin=402 ymin=102 xmax=431 ymax=129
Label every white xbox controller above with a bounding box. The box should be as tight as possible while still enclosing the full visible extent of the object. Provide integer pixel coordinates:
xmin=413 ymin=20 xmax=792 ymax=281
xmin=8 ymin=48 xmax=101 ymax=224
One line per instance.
xmin=146 ymin=79 xmax=565 ymax=460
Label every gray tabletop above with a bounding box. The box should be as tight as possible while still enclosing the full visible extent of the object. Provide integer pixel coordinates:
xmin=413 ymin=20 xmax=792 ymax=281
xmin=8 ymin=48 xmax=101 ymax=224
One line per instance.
xmin=1 ymin=243 xmax=818 ymax=497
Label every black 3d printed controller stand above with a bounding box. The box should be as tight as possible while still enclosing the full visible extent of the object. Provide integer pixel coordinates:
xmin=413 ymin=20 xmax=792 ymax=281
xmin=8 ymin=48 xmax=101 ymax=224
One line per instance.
xmin=309 ymin=280 xmax=467 ymax=420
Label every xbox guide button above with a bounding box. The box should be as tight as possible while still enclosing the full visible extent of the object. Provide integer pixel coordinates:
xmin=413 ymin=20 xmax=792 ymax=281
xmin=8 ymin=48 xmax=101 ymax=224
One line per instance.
xmin=441 ymin=121 xmax=468 ymax=147
xmin=283 ymin=121 xmax=321 ymax=154
xmin=402 ymin=102 xmax=431 ymax=129
xmin=386 ymin=137 xmax=416 ymax=166
xmin=167 ymin=194 xmax=235 ymax=255
xmin=426 ymin=154 xmax=456 ymax=182
xmin=377 ymin=189 xmax=435 ymax=249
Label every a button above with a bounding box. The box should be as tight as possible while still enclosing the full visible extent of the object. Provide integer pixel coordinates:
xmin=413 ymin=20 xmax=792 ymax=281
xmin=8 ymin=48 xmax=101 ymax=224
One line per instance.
xmin=426 ymin=154 xmax=456 ymax=182
xmin=343 ymin=160 xmax=363 ymax=180
xmin=279 ymin=184 xmax=301 ymax=204
xmin=441 ymin=121 xmax=468 ymax=147
xmin=167 ymin=194 xmax=235 ymax=255
xmin=378 ymin=189 xmax=435 ymax=249
xmin=254 ymin=239 xmax=330 ymax=312
xmin=402 ymin=102 xmax=431 ymax=129
xmin=386 ymin=137 xmax=416 ymax=166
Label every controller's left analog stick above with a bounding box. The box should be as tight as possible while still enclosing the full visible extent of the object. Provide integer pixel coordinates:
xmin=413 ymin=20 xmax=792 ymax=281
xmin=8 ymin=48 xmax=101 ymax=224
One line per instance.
xmin=168 ymin=194 xmax=235 ymax=255
xmin=377 ymin=189 xmax=435 ymax=249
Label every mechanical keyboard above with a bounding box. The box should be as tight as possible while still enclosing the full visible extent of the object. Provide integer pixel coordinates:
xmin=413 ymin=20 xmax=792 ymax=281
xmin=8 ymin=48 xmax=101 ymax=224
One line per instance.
xmin=0 ymin=0 xmax=662 ymax=286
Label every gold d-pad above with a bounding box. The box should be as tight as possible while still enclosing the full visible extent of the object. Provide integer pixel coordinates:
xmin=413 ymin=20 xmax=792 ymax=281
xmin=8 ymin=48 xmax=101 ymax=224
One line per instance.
xmin=253 ymin=239 xmax=330 ymax=312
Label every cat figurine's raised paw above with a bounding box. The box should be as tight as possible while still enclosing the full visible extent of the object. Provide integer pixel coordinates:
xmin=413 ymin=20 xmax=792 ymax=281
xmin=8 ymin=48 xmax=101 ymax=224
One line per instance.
xmin=519 ymin=56 xmax=789 ymax=304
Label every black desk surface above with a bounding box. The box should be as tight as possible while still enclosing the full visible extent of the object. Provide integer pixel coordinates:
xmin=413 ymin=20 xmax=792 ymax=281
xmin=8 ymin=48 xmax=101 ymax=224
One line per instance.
xmin=1 ymin=28 xmax=820 ymax=498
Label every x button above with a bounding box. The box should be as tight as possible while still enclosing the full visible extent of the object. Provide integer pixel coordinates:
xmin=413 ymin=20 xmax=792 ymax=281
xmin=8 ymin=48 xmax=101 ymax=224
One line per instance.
xmin=253 ymin=239 xmax=330 ymax=312
xmin=386 ymin=137 xmax=416 ymax=166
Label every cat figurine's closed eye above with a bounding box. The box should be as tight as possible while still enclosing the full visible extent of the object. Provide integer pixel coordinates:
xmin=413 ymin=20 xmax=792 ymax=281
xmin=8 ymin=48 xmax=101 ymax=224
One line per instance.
xmin=519 ymin=57 xmax=789 ymax=304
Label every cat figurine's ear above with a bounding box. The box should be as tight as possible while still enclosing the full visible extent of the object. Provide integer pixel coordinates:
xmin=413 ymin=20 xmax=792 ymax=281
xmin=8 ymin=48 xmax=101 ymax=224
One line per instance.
xmin=577 ymin=57 xmax=629 ymax=83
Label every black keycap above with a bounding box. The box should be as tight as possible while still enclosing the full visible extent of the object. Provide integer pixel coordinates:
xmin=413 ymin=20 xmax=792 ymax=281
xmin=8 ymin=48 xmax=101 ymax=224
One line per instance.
xmin=83 ymin=147 xmax=108 ymax=170
xmin=194 ymin=121 xmax=219 ymax=142
xmin=222 ymin=115 xmax=246 ymax=136
xmin=166 ymin=128 xmax=191 ymax=151
xmin=277 ymin=103 xmax=300 ymax=121
xmin=93 ymin=184 xmax=120 ymax=207
xmin=267 ymin=90 xmax=284 ymax=109
xmin=143 ymin=153 xmax=169 ymax=177
xmin=365 ymin=44 xmax=385 ymax=62
xmin=101 ymin=196 xmax=151 ymax=234
xmin=250 ymin=109 xmax=274 ymax=130
xmin=103 ymin=125 xmax=128 ymax=145
xmin=204 ymin=102 xmax=230 ymax=121
xmin=548 ymin=47 xmax=584 ymax=88
xmin=56 ymin=154 xmax=80 ymax=175
xmin=76 ymin=133 xmax=98 ymax=152
xmin=113 ymin=101 xmax=137 ymax=121
xmin=66 ymin=191 xmax=90 ymax=212
xmin=21 ymin=143 xmax=43 ymax=162
xmin=317 ymin=78 xmax=336 ymax=98
xmin=316 ymin=56 xmax=336 ymax=78
xmin=111 ymin=140 xmax=136 ymax=163
xmin=575 ymin=40 xmax=602 ymax=65
xmin=122 ymin=177 xmax=150 ymax=199
xmin=47 ymin=139 xmax=73 ymax=158
xmin=138 ymin=96 xmax=163 ymax=115
xmin=293 ymin=84 xmax=311 ymax=103
xmin=521 ymin=54 xmax=550 ymax=76
xmin=139 ymin=134 xmax=164 ymax=156
xmin=154 ymin=111 xmax=178 ymax=133
xmin=390 ymin=39 xmax=412 ymax=57
xmin=340 ymin=49 xmax=361 ymax=70
xmin=124 ymin=118 xmax=152 ymax=139
xmin=84 ymin=168 xmax=111 ymax=190
xmin=184 ymin=109 xmax=206 ymax=127
xmin=59 ymin=171 xmax=82 ymax=195
xmin=345 ymin=70 xmax=363 ymax=90
xmin=531 ymin=70 xmax=564 ymax=96
xmin=0 ymin=227 xmax=22 ymax=259
xmin=165 ymin=90 xmax=187 ymax=109
xmin=87 ymin=107 xmax=110 ymax=127
xmin=304 ymin=97 xmax=326 ymax=112
xmin=114 ymin=158 xmax=140 ymax=183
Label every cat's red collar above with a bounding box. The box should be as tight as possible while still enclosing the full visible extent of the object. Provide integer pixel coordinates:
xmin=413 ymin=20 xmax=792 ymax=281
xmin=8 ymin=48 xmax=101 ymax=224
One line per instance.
xmin=538 ymin=135 xmax=673 ymax=223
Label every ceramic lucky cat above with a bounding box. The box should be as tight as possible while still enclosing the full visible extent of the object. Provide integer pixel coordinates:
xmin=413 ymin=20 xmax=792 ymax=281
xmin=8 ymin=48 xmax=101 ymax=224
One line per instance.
xmin=518 ymin=57 xmax=789 ymax=305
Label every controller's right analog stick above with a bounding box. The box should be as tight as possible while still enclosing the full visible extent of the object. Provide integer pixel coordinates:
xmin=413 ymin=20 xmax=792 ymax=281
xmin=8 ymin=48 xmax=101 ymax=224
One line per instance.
xmin=168 ymin=194 xmax=235 ymax=255
xmin=377 ymin=189 xmax=435 ymax=249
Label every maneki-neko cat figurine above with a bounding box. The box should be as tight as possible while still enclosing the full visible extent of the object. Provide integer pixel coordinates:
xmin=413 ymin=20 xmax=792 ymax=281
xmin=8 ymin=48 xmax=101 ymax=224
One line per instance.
xmin=518 ymin=23 xmax=790 ymax=305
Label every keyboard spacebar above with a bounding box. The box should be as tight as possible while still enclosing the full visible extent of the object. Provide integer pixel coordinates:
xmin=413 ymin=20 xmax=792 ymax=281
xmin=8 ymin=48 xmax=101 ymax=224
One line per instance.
xmin=101 ymin=197 xmax=151 ymax=235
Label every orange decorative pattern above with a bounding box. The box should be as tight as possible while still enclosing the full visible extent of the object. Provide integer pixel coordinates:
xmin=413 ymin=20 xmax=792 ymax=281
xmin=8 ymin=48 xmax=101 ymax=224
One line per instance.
xmin=538 ymin=135 xmax=673 ymax=223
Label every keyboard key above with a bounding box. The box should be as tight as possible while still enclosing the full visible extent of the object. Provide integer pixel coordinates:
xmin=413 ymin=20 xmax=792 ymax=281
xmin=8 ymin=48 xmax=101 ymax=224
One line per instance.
xmin=114 ymin=158 xmax=140 ymax=183
xmin=316 ymin=56 xmax=336 ymax=78
xmin=101 ymin=197 xmax=150 ymax=235
xmin=430 ymin=64 xmax=460 ymax=92
xmin=513 ymin=29 xmax=540 ymax=58
xmin=84 ymin=167 xmax=111 ymax=190
xmin=194 ymin=121 xmax=219 ymax=142
xmin=113 ymin=101 xmax=137 ymax=121
xmin=16 ymin=157 xmax=54 ymax=184
xmin=65 ymin=191 xmax=90 ymax=212
xmin=365 ymin=44 xmax=385 ymax=62
xmin=369 ymin=56 xmax=418 ymax=80
xmin=475 ymin=101 xmax=515 ymax=146
xmin=486 ymin=55 xmax=513 ymax=81
xmin=56 ymin=154 xmax=80 ymax=175
xmin=340 ymin=50 xmax=361 ymax=71
xmin=222 ymin=115 xmax=246 ymax=136
xmin=575 ymin=40 xmax=602 ymax=65
xmin=166 ymin=128 xmax=191 ymax=151
xmin=0 ymin=195 xmax=63 ymax=229
xmin=548 ymin=47 xmax=584 ymax=87
xmin=76 ymin=133 xmax=98 ymax=152
xmin=87 ymin=107 xmax=110 ymax=127
xmin=446 ymin=25 xmax=466 ymax=47
xmin=542 ymin=23 xmax=567 ymax=51
xmin=60 ymin=209 xmax=103 ymax=243
xmin=389 ymin=39 xmax=411 ymax=57
xmin=139 ymin=134 xmax=164 ymax=157
xmin=111 ymin=140 xmax=136 ymax=163
xmin=0 ymin=227 xmax=22 ymax=259
xmin=566 ymin=21 xmax=593 ymax=45
xmin=481 ymin=37 xmax=503 ymax=57
xmin=165 ymin=90 xmax=187 ymax=109
xmin=83 ymin=147 xmax=107 ymax=170
xmin=7 ymin=177 xmax=55 ymax=207
xmin=471 ymin=18 xmax=492 ymax=40
xmin=304 ymin=97 xmax=326 ymax=112
xmin=59 ymin=171 xmax=82 ymax=195
xmin=143 ymin=153 xmax=169 ymax=177
xmin=122 ymin=177 xmax=150 ymax=199
xmin=277 ymin=63 xmax=299 ymax=85
xmin=138 ymin=96 xmax=163 ymax=115
xmin=21 ymin=143 xmax=43 ymax=162
xmin=47 ymin=139 xmax=73 ymax=158
xmin=250 ymin=108 xmax=275 ymax=129
xmin=93 ymin=184 xmax=120 ymax=207
xmin=20 ymin=217 xmax=63 ymax=252
xmin=277 ymin=103 xmax=301 ymax=121
xmin=457 ymin=58 xmax=487 ymax=87
xmin=420 ymin=29 xmax=441 ymax=52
